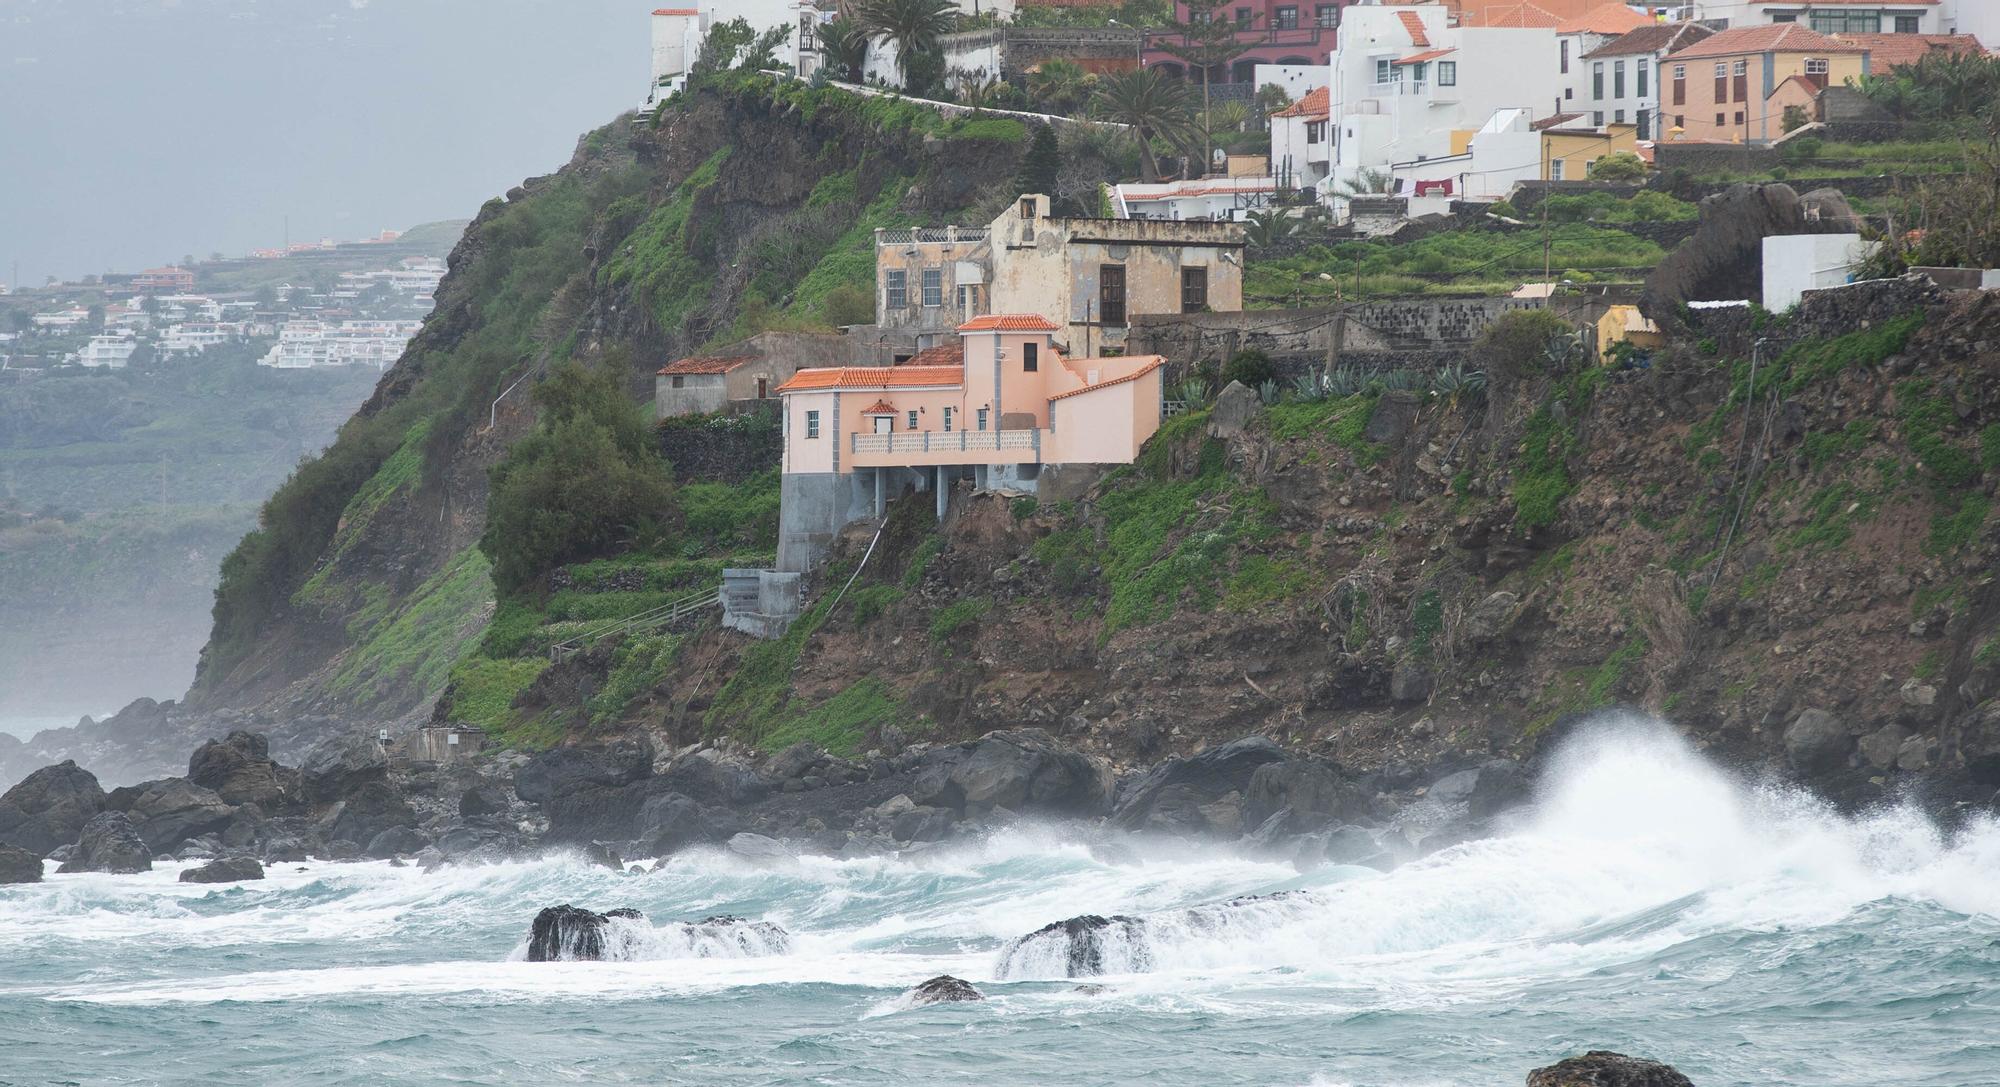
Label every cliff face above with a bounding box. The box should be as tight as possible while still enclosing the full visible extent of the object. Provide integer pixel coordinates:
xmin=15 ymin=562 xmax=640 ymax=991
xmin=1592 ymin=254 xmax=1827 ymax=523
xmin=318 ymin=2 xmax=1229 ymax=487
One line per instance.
xmin=179 ymin=81 xmax=1027 ymax=728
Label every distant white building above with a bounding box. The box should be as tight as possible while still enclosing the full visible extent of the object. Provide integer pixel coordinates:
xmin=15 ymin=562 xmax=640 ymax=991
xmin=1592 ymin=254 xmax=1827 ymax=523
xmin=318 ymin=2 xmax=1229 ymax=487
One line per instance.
xmin=1569 ymin=21 xmax=1717 ymax=141
xmin=1271 ymin=86 xmax=1332 ymax=194
xmin=1387 ymin=107 xmax=1543 ymax=213
xmin=1763 ymin=233 xmax=1873 ymax=311
xmin=159 ymin=322 xmax=245 ymax=354
xmin=1325 ymin=4 xmax=1566 ymax=215
xmin=73 ymin=332 xmax=137 ymax=369
xmin=1110 ymin=177 xmax=1281 ymax=221
xmin=260 ymin=319 xmax=420 ymax=370
xmin=32 ymin=307 xmax=88 ymax=329
xmin=1674 ymin=1 xmax=1949 ymax=35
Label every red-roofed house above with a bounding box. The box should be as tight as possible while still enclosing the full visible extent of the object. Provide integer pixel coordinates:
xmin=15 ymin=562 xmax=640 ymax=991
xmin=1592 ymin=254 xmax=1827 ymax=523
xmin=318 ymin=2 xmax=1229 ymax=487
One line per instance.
xmin=1271 ymin=85 xmax=1334 ymax=191
xmin=1142 ymin=0 xmax=1343 ymax=88
xmin=654 ymin=331 xmax=865 ymax=419
xmin=1569 ymin=22 xmax=1716 ymax=139
xmin=775 ymin=315 xmax=1168 ymax=570
xmin=1663 ymin=23 xmax=1869 ymax=141
xmin=1684 ymin=2 xmax=1948 ymax=38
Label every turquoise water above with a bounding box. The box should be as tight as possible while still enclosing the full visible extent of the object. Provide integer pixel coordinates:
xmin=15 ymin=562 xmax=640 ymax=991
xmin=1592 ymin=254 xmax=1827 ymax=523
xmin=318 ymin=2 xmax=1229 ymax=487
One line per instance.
xmin=4 ymin=725 xmax=1998 ymax=1085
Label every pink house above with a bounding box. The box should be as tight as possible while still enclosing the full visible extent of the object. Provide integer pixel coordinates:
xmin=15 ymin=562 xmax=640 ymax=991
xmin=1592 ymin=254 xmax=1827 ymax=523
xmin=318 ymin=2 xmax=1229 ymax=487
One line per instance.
xmin=774 ymin=315 xmax=1167 ymax=570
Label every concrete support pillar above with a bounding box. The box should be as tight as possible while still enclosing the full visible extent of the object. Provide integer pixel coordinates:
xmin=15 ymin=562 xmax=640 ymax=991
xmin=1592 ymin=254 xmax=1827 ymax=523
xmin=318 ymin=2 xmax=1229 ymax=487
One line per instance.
xmin=873 ymin=467 xmax=885 ymax=519
xmin=935 ymin=466 xmax=948 ymax=521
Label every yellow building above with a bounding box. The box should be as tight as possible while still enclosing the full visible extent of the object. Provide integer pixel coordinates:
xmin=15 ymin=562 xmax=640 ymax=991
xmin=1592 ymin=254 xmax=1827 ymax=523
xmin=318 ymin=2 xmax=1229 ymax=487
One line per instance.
xmin=1661 ymin=24 xmax=1867 ymax=144
xmin=1596 ymin=303 xmax=1664 ymax=362
xmin=1540 ymin=122 xmax=1641 ymax=181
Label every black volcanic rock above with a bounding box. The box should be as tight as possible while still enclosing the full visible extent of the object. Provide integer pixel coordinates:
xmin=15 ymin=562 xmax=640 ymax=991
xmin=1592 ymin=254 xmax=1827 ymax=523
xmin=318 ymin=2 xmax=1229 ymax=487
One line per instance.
xmin=525 ymin=904 xmax=645 ymax=962
xmin=178 ymin=856 xmax=266 ymax=883
xmin=0 ymin=760 xmax=107 ymax=855
xmin=908 ymin=975 xmax=983 ymax=1004
xmin=187 ymin=731 xmax=297 ymax=809
xmin=0 ymin=844 xmax=42 ymax=884
xmin=1527 ymin=1051 xmax=1695 ymax=1087
xmin=57 ymin=811 xmax=153 ymax=874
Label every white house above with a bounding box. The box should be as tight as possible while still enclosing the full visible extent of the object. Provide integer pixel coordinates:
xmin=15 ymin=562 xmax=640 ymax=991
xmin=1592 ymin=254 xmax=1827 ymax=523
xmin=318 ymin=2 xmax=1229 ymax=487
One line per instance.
xmin=73 ymin=332 xmax=137 ymax=369
xmin=1325 ymin=4 xmax=1565 ymax=215
xmin=1110 ymin=177 xmax=1282 ymax=220
xmin=1270 ymin=86 xmax=1332 ymax=193
xmin=32 ymin=307 xmax=88 ymax=329
xmin=1762 ymin=233 xmax=1873 ymax=310
xmin=1570 ymin=21 xmax=1717 ymax=140
xmin=1675 ymin=1 xmax=1952 ymax=35
xmin=1386 ymin=107 xmax=1543 ymax=211
xmin=1554 ymin=2 xmax=1652 ymax=116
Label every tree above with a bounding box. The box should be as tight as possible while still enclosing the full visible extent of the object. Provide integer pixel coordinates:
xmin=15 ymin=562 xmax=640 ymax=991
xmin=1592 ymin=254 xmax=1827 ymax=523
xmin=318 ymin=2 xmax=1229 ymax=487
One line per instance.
xmin=1587 ymin=151 xmax=1647 ymax=181
xmin=1027 ymin=58 xmax=1093 ymax=116
xmin=690 ymin=18 xmax=792 ymax=88
xmin=1254 ymin=82 xmax=1292 ymax=117
xmin=1152 ymin=0 xmax=1257 ymax=175
xmin=1243 ymin=208 xmax=1302 ymax=247
xmin=480 ymin=363 xmax=675 ymax=595
xmin=816 ymin=15 xmax=869 ymax=83
xmin=857 ymin=0 xmax=960 ymax=93
xmin=1014 ymin=124 xmax=1062 ymax=198
xmin=1090 ymin=67 xmax=1197 ymax=183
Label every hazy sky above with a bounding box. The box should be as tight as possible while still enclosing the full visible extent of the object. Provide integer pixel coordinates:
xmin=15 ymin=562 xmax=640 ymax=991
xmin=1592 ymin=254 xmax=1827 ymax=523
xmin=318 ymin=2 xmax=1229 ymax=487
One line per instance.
xmin=0 ymin=0 xmax=647 ymax=286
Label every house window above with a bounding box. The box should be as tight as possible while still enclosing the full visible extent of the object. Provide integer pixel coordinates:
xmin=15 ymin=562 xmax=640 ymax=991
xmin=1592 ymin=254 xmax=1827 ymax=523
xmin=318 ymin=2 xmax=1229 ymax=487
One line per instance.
xmin=1772 ymin=12 xmax=1795 ymax=22
xmin=1593 ymin=61 xmax=1605 ymax=100
xmin=1235 ymin=7 xmax=1252 ymax=27
xmin=1306 ymin=120 xmax=1324 ymax=144
xmin=1550 ymin=159 xmax=1565 ymax=180
xmin=1895 ymin=14 xmax=1919 ymax=33
xmin=1190 ymin=8 xmax=1210 ymax=23
xmin=906 ymin=410 xmax=918 ymax=430
xmin=1592 ymin=110 xmax=1605 ymax=126
xmin=1437 ymin=61 xmax=1456 ymax=86
xmin=757 ymin=377 xmax=768 ymax=398
xmin=1714 ymin=61 xmax=1728 ymax=103
xmin=1181 ymin=267 xmax=1208 ymax=313
xmin=1637 ymin=59 xmax=1649 ymax=99
xmin=805 ymin=410 xmax=821 ymax=439
xmin=1735 ymin=110 xmax=1745 ymax=125
xmin=1275 ymin=6 xmax=1298 ymax=29
xmin=671 ymin=375 xmax=685 ymax=388
xmin=1375 ymin=58 xmax=1394 ymax=84
xmin=1614 ymin=109 xmax=1625 ymax=123
xmin=1099 ymin=264 xmax=1126 ymax=326
xmin=885 ymin=269 xmax=907 ymax=309
xmin=1672 ymin=64 xmax=1686 ymax=106
xmin=1023 ymin=341 xmax=1039 ymax=371
xmin=1560 ymin=39 xmax=1569 ymax=74
xmin=943 ymin=406 xmax=954 ymax=431
xmin=1675 ymin=114 xmax=1684 ymax=128
xmin=1805 ymin=58 xmax=1829 ymax=76
xmin=1716 ymin=112 xmax=1726 ymax=126
xmin=1020 ymin=197 xmax=1037 ymax=218
xmin=1638 ymin=111 xmax=1651 ymax=139
xmin=921 ymin=267 xmax=943 ymax=307
xmin=1732 ymin=58 xmax=1748 ymax=102
xmin=1315 ymin=4 xmax=1338 ymax=28
xmin=1614 ymin=60 xmax=1626 ymax=99
xmin=1810 ymin=10 xmax=1878 ymax=33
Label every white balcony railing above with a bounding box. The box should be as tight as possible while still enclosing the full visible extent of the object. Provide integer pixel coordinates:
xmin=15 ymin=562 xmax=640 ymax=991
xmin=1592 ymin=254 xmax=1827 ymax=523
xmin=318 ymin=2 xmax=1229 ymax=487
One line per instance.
xmin=875 ymin=227 xmax=989 ymax=247
xmin=1368 ymin=80 xmax=1429 ymax=97
xmin=851 ymin=429 xmax=1040 ymax=455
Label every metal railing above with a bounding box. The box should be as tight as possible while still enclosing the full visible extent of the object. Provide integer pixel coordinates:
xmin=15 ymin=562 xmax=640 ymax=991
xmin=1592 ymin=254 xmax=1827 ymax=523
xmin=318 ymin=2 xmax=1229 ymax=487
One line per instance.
xmin=875 ymin=227 xmax=989 ymax=247
xmin=1369 ymin=80 xmax=1430 ymax=97
xmin=548 ymin=584 xmax=722 ymax=660
xmin=851 ymin=429 xmax=1041 ymax=455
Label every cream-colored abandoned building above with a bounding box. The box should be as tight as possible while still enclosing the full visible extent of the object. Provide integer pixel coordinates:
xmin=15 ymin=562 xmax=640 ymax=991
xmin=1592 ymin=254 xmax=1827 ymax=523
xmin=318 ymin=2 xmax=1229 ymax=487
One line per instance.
xmin=874 ymin=194 xmax=1246 ymax=356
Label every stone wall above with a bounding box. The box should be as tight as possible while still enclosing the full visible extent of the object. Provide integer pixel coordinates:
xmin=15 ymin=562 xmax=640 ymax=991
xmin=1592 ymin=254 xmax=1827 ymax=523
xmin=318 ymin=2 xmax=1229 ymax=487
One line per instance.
xmin=1130 ymin=295 xmax=1616 ymax=368
xmin=1654 ymin=141 xmax=1782 ymax=176
xmin=939 ymin=27 xmax=1142 ymax=80
xmin=656 ymin=409 xmax=780 ymax=485
xmin=1505 ymin=180 xmax=1643 ymax=215
xmin=1686 ymin=274 xmax=1943 ymax=361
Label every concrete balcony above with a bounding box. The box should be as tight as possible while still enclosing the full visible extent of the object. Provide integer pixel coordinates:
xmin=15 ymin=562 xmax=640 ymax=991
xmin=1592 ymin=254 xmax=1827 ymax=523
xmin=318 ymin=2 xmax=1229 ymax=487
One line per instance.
xmin=1369 ymin=80 xmax=1430 ymax=97
xmin=849 ymin=428 xmax=1044 ymax=467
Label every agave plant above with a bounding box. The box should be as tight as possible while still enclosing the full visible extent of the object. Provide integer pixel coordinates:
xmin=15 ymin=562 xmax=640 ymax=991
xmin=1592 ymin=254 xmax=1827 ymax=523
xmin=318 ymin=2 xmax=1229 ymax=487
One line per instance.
xmin=1327 ymin=365 xmax=1368 ymax=398
xmin=1292 ymin=372 xmax=1328 ymax=402
xmin=1432 ymin=362 xmax=1488 ymax=409
xmin=1258 ymin=379 xmax=1282 ymax=406
xmin=1175 ymin=376 xmax=1212 ymax=405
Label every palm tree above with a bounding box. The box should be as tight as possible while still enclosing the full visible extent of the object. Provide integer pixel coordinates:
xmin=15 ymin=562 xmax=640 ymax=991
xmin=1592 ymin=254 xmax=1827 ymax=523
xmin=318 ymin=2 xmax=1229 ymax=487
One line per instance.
xmin=857 ymin=0 xmax=959 ymax=93
xmin=1027 ymin=58 xmax=1091 ymax=116
xmin=1089 ymin=68 xmax=1197 ymax=184
xmin=1243 ymin=209 xmax=1301 ymax=247
xmin=816 ymin=15 xmax=869 ymax=83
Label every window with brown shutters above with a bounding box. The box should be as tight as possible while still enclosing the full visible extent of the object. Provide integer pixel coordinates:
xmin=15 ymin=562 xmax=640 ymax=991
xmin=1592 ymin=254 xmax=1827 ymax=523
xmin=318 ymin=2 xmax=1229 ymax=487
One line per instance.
xmin=1672 ymin=64 xmax=1686 ymax=106
xmin=1181 ymin=267 xmax=1208 ymax=314
xmin=1732 ymin=59 xmax=1748 ymax=102
xmin=1099 ymin=264 xmax=1126 ymax=326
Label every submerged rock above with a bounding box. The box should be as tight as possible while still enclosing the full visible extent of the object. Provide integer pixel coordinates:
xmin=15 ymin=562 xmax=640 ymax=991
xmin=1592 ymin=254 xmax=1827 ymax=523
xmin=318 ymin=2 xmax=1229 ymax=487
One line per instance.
xmin=57 ymin=811 xmax=153 ymax=874
xmin=908 ymin=975 xmax=983 ymax=1004
xmin=179 ymin=856 xmax=266 ymax=883
xmin=526 ymin=904 xmax=647 ymax=962
xmin=998 ymin=914 xmax=1151 ymax=978
xmin=0 ymin=843 xmax=42 ymax=884
xmin=1526 ymin=1051 xmax=1695 ymax=1087
xmin=523 ymin=905 xmax=790 ymax=962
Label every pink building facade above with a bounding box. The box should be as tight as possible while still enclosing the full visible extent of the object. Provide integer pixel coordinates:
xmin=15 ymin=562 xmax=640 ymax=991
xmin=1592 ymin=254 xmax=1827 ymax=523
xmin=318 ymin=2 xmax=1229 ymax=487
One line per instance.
xmin=775 ymin=315 xmax=1167 ymax=570
xmin=1144 ymin=0 xmax=1344 ymax=89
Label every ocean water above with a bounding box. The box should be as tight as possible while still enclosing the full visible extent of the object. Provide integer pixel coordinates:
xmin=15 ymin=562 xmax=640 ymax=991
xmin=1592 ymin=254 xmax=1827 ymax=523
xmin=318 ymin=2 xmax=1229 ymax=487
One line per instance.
xmin=3 ymin=723 xmax=1997 ymax=1086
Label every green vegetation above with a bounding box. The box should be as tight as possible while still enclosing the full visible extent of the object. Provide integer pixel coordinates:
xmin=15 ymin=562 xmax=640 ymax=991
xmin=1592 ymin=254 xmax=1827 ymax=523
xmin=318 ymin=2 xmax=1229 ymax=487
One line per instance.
xmin=901 ymin=535 xmax=946 ymax=588
xmin=1928 ymin=493 xmax=1990 ymax=555
xmin=326 ymin=548 xmax=496 ymax=709
xmin=1512 ymin=371 xmax=1600 ymax=529
xmin=586 ymin=634 xmax=684 ymax=726
xmin=1803 ymin=419 xmax=1876 ymax=470
xmin=1246 ymin=226 xmax=1664 ymax=302
xmin=443 ymin=656 xmax=551 ymax=737
xmin=1896 ymin=378 xmax=1978 ymax=488
xmin=601 ymin=148 xmax=733 ymax=330
xmin=756 ymin=677 xmax=915 ymax=755
xmin=929 ymin=597 xmax=992 ymax=642
xmin=1536 ymin=190 xmax=1696 ymax=225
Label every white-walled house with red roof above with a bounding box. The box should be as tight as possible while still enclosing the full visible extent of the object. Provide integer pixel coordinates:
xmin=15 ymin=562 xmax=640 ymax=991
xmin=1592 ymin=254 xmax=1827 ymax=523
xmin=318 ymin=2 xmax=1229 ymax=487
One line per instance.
xmin=773 ymin=314 xmax=1167 ymax=571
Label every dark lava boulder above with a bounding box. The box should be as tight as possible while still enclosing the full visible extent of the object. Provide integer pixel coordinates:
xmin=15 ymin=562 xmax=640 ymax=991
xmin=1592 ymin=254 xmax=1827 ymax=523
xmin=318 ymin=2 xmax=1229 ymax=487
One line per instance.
xmin=1784 ymin=709 xmax=1852 ymax=775
xmin=525 ymin=904 xmax=646 ymax=962
xmin=1526 ymin=1051 xmax=1695 ymax=1087
xmin=300 ymin=733 xmax=390 ymax=802
xmin=57 ymin=811 xmax=154 ymax=874
xmin=997 ymin=914 xmax=1150 ymax=978
xmin=1243 ymin=757 xmax=1371 ymax=835
xmin=111 ymin=778 xmax=237 ymax=853
xmin=364 ymin=826 xmax=430 ymax=859
xmin=1111 ymin=736 xmax=1288 ymax=834
xmin=323 ymin=780 xmax=418 ymax=847
xmin=0 ymin=843 xmax=42 ymax=884
xmin=656 ymin=753 xmax=768 ymax=807
xmin=457 ymin=786 xmax=503 ymax=817
xmin=908 ymin=975 xmax=983 ymax=1004
xmin=514 ymin=737 xmax=654 ymax=805
xmin=940 ymin=729 xmax=1113 ymax=819
xmin=1640 ymin=182 xmax=1862 ymax=326
xmin=187 ymin=731 xmax=297 ymax=809
xmin=178 ymin=856 xmax=266 ymax=883
xmin=0 ymin=760 xmax=107 ymax=855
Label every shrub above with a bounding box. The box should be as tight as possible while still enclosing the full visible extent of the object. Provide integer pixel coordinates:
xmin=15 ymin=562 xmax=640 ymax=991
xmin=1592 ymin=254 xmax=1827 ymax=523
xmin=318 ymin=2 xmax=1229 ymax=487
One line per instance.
xmin=1221 ymin=348 xmax=1276 ymax=389
xmin=1587 ymin=152 xmax=1647 ymax=181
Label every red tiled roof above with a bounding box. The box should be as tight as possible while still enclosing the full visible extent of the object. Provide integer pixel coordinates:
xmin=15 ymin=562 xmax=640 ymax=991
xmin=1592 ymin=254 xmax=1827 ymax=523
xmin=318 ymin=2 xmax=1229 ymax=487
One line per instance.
xmin=652 ymin=8 xmax=698 ymax=15
xmin=1555 ymin=3 xmax=1649 ymax=35
xmin=1395 ymin=48 xmax=1457 ymax=65
xmin=957 ymin=314 xmax=1060 ymax=332
xmin=1672 ymin=24 xmax=1865 ymax=60
xmin=776 ymin=365 xmax=964 ymax=392
xmin=1582 ymin=22 xmax=1716 ymax=60
xmin=861 ymin=399 xmax=898 ymax=414
xmin=1476 ymin=3 xmax=1563 ymax=29
xmin=1046 ymin=357 xmax=1166 ymax=402
xmin=904 ymin=341 xmax=965 ymax=367
xmin=1531 ymin=112 xmax=1585 ymax=130
xmin=1272 ymin=86 xmax=1330 ymax=118
xmin=1397 ymin=11 xmax=1431 ymax=47
xmin=1830 ymin=32 xmax=1985 ymax=70
xmin=657 ymin=354 xmax=755 ymax=376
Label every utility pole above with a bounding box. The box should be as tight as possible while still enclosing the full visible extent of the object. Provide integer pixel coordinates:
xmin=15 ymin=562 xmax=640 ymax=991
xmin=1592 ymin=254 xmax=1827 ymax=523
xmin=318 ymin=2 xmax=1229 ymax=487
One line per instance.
xmin=1541 ymin=195 xmax=1553 ymax=305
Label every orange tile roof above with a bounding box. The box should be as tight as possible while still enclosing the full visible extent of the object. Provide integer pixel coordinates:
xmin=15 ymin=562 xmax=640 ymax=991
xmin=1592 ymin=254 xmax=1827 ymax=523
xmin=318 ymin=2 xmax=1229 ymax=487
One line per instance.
xmin=1046 ymin=357 xmax=1166 ymax=402
xmin=1531 ymin=112 xmax=1585 ymax=130
xmin=861 ymin=399 xmax=898 ymax=414
xmin=904 ymin=341 xmax=965 ymax=367
xmin=957 ymin=314 xmax=1060 ymax=332
xmin=1476 ymin=2 xmax=1563 ymax=29
xmin=1673 ymin=24 xmax=1865 ymax=61
xmin=776 ymin=365 xmax=964 ymax=392
xmin=1397 ymin=10 xmax=1431 ymax=47
xmin=1555 ymin=3 xmax=1649 ymax=35
xmin=1395 ymin=48 xmax=1457 ymax=65
xmin=1829 ymin=32 xmax=1985 ymax=70
xmin=658 ymin=354 xmax=755 ymax=376
xmin=1582 ymin=22 xmax=1715 ymax=60
xmin=1272 ymin=86 xmax=1330 ymax=118
xmin=652 ymin=7 xmax=698 ymax=14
